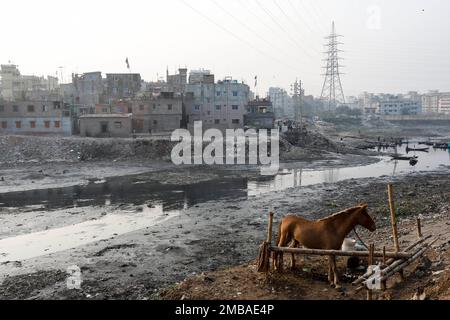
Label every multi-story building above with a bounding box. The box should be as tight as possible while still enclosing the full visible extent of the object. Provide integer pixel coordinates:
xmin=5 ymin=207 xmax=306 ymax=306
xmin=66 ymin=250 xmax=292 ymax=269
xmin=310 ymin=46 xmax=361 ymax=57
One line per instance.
xmin=421 ymin=90 xmax=440 ymax=114
xmin=268 ymin=87 xmax=293 ymax=119
xmin=377 ymin=98 xmax=421 ymax=115
xmin=0 ymin=64 xmax=59 ymax=101
xmin=438 ymin=93 xmax=450 ymax=114
xmin=0 ymin=99 xmax=72 ymax=135
xmin=105 ymin=73 xmax=141 ymax=100
xmin=184 ymin=71 xmax=250 ymax=131
xmin=131 ymin=91 xmax=183 ymax=133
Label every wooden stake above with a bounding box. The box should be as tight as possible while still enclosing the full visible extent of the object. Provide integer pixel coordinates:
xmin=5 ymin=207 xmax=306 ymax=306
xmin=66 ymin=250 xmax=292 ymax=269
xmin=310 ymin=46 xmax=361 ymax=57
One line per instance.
xmin=387 ymin=183 xmax=400 ymax=252
xmin=267 ymin=212 xmax=274 ymax=244
xmin=367 ymin=243 xmax=375 ymax=300
xmin=416 ymin=218 xmax=422 ymax=238
xmin=381 ymin=246 xmax=387 ymax=290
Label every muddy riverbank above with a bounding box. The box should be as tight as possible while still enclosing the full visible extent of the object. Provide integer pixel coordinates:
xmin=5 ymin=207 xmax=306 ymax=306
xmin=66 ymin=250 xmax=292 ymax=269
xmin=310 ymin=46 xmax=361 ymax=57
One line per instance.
xmin=0 ymin=168 xmax=448 ymax=299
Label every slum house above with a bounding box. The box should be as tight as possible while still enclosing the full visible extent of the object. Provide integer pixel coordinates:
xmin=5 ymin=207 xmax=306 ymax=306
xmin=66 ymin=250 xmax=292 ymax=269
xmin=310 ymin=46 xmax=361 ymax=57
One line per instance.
xmin=132 ymin=91 xmax=183 ymax=133
xmin=79 ymin=113 xmax=132 ymax=138
xmin=0 ymin=100 xmax=72 ymax=135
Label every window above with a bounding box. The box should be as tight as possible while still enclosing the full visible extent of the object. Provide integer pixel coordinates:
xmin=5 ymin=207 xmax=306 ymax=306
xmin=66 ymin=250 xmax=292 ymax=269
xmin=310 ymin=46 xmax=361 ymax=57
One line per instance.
xmin=168 ymin=104 xmax=173 ymax=110
xmin=207 ymin=111 xmax=211 ymax=115
xmin=153 ymin=120 xmax=158 ymax=125
xmin=15 ymin=121 xmax=21 ymax=128
xmin=139 ymin=105 xmax=144 ymax=111
xmin=232 ymin=105 xmax=239 ymax=110
xmin=54 ymin=121 xmax=61 ymax=128
xmin=232 ymin=91 xmax=238 ymax=97
xmin=44 ymin=121 xmax=50 ymax=128
xmin=114 ymin=121 xmax=122 ymax=128
xmin=102 ymin=108 xmax=108 ymax=113
xmin=194 ymin=105 xmax=200 ymax=110
xmin=0 ymin=105 xmax=4 ymax=112
xmin=42 ymin=105 xmax=48 ymax=112
xmin=215 ymin=105 xmax=221 ymax=110
xmin=27 ymin=105 xmax=35 ymax=112
xmin=214 ymin=119 xmax=220 ymax=124
xmin=1 ymin=121 xmax=7 ymax=129
xmin=100 ymin=122 xmax=108 ymax=133
xmin=30 ymin=121 xmax=36 ymax=128
xmin=232 ymin=119 xmax=240 ymax=124
xmin=216 ymin=91 xmax=221 ymax=97
xmin=13 ymin=105 xmax=18 ymax=112
xmin=153 ymin=104 xmax=156 ymax=109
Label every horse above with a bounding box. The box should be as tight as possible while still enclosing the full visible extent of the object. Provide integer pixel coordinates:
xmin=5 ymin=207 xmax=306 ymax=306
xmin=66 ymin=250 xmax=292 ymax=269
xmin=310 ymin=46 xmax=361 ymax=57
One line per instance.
xmin=274 ymin=204 xmax=376 ymax=289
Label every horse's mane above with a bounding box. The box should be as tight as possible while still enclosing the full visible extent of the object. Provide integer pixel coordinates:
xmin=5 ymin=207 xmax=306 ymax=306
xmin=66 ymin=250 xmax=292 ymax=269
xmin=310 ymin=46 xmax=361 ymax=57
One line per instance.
xmin=317 ymin=206 xmax=360 ymax=222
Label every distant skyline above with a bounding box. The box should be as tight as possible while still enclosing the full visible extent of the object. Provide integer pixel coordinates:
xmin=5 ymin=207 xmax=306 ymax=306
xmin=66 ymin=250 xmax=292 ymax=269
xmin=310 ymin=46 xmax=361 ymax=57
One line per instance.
xmin=1 ymin=0 xmax=449 ymax=97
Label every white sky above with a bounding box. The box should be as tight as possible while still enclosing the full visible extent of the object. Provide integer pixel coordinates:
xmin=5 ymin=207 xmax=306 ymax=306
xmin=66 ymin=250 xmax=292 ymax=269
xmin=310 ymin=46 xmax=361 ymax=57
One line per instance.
xmin=1 ymin=0 xmax=449 ymax=97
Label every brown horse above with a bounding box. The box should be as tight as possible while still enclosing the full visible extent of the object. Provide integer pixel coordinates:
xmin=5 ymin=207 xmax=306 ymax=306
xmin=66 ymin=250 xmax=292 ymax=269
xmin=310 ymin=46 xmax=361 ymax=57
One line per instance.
xmin=275 ymin=204 xmax=376 ymax=289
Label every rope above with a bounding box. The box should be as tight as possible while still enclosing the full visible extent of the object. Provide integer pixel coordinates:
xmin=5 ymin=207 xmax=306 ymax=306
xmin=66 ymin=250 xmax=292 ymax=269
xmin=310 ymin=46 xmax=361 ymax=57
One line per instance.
xmin=353 ymin=227 xmax=370 ymax=250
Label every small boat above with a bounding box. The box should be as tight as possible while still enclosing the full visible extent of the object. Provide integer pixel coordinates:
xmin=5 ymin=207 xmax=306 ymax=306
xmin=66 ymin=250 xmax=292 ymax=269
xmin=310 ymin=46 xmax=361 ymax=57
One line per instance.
xmin=392 ymin=155 xmax=418 ymax=161
xmin=433 ymin=143 xmax=450 ymax=150
xmin=406 ymin=146 xmax=429 ymax=152
xmin=409 ymin=158 xmax=418 ymax=166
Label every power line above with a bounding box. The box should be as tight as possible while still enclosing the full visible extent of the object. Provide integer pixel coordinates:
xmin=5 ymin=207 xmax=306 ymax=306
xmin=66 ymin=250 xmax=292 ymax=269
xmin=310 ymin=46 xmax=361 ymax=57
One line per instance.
xmin=253 ymin=0 xmax=316 ymax=60
xmin=209 ymin=0 xmax=301 ymax=63
xmin=178 ymin=0 xmax=302 ymax=74
xmin=272 ymin=0 xmax=322 ymax=54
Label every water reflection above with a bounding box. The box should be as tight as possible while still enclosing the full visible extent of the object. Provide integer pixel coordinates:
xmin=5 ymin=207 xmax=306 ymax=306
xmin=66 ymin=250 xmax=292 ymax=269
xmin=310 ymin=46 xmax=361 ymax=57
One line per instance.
xmin=0 ymin=204 xmax=178 ymax=263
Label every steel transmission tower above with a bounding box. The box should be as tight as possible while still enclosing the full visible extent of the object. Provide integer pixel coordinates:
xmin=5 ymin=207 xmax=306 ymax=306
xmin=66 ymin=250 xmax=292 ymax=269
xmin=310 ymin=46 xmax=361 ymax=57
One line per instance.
xmin=320 ymin=21 xmax=345 ymax=111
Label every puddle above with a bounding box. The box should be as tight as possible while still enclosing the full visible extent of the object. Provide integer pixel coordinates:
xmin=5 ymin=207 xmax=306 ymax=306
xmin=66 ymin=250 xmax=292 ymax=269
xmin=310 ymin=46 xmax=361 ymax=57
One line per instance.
xmin=0 ymin=205 xmax=178 ymax=263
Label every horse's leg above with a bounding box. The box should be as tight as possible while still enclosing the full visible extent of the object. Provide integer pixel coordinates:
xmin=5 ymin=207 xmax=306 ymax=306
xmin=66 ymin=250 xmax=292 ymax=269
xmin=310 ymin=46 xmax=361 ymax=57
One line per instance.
xmin=331 ymin=256 xmax=341 ymax=290
xmin=328 ymin=256 xmax=335 ymax=287
xmin=289 ymin=240 xmax=298 ymax=270
xmin=275 ymin=233 xmax=288 ymax=272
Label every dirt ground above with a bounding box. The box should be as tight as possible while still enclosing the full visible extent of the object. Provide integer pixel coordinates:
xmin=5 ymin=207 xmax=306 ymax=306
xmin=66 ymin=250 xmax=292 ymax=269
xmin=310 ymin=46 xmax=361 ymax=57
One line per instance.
xmin=160 ymin=214 xmax=450 ymax=300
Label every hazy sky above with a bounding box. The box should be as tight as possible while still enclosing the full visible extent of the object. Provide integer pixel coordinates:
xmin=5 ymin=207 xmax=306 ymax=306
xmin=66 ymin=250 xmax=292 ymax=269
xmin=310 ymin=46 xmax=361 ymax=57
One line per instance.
xmin=1 ymin=0 xmax=449 ymax=97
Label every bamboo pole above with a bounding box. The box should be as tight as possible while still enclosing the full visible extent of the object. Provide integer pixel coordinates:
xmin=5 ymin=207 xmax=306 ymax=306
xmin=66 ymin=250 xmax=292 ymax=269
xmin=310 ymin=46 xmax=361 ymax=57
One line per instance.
xmin=352 ymin=235 xmax=432 ymax=286
xmin=367 ymin=243 xmax=374 ymax=300
xmin=387 ymin=183 xmax=400 ymax=252
xmin=417 ymin=218 xmax=422 ymax=238
xmin=267 ymin=212 xmax=274 ymax=243
xmin=269 ymin=246 xmax=410 ymax=259
xmin=379 ymin=239 xmax=437 ymax=282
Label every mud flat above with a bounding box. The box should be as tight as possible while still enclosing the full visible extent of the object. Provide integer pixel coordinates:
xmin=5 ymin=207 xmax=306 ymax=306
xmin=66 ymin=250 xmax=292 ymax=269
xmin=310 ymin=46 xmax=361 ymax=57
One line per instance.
xmin=0 ymin=168 xmax=448 ymax=300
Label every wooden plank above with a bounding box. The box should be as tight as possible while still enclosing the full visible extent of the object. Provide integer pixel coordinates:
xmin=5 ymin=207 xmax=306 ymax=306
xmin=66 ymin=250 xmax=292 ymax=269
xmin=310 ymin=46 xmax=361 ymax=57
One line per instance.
xmin=269 ymin=246 xmax=411 ymax=259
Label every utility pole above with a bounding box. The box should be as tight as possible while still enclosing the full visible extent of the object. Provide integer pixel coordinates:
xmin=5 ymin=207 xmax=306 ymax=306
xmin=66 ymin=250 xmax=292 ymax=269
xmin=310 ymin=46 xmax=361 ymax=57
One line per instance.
xmin=320 ymin=21 xmax=345 ymax=111
xmin=292 ymin=79 xmax=303 ymax=125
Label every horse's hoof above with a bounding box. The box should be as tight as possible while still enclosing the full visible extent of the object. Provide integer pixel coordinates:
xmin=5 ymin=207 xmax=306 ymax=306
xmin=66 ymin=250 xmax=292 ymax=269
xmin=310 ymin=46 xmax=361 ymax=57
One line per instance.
xmin=329 ymin=283 xmax=335 ymax=288
xmin=335 ymin=285 xmax=342 ymax=291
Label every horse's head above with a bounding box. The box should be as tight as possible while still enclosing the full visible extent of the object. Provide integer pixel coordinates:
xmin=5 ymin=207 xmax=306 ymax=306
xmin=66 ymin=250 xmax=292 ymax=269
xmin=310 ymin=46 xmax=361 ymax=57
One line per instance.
xmin=356 ymin=204 xmax=376 ymax=232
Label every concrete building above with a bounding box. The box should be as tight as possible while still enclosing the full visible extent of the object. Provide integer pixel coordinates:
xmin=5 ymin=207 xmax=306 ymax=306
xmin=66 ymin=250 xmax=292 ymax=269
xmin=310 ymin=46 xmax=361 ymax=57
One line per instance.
xmin=438 ymin=93 xmax=450 ymax=114
xmin=166 ymin=68 xmax=187 ymax=93
xmin=79 ymin=114 xmax=132 ymax=137
xmin=268 ymin=87 xmax=293 ymax=119
xmin=0 ymin=99 xmax=72 ymax=135
xmin=0 ymin=64 xmax=59 ymax=101
xmin=377 ymin=98 xmax=421 ymax=115
xmin=244 ymin=97 xmax=275 ymax=129
xmin=421 ymin=90 xmax=440 ymax=114
xmin=105 ymin=73 xmax=141 ymax=99
xmin=185 ymin=71 xmax=250 ymax=131
xmin=131 ymin=91 xmax=183 ymax=133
